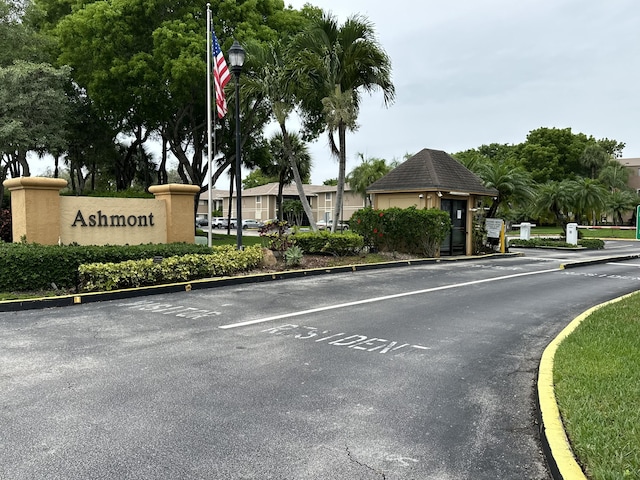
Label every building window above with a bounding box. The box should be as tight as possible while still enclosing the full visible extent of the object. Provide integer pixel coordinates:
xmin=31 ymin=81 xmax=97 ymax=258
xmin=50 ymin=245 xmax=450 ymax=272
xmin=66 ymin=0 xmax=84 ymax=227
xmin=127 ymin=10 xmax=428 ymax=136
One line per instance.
xmin=255 ymin=195 xmax=261 ymax=206
xmin=325 ymin=192 xmax=331 ymax=201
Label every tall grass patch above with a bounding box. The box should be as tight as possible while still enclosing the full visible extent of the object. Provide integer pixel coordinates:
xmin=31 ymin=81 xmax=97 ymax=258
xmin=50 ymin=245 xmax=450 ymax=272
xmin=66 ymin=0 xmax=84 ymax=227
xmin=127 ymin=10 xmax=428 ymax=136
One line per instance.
xmin=553 ymin=294 xmax=640 ymax=479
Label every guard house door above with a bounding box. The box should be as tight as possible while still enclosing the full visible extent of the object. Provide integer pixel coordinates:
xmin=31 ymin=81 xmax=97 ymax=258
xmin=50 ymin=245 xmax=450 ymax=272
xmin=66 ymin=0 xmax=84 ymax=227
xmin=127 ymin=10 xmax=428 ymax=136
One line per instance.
xmin=440 ymin=199 xmax=467 ymax=256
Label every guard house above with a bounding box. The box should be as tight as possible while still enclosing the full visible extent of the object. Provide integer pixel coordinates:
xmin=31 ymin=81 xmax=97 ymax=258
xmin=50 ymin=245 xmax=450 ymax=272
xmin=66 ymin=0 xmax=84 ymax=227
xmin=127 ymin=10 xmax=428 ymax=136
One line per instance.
xmin=366 ymin=148 xmax=498 ymax=256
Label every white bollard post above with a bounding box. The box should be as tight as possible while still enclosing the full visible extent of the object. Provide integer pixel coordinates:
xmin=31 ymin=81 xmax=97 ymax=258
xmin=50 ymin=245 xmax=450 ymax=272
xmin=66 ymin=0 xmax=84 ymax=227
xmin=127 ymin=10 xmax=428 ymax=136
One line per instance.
xmin=566 ymin=223 xmax=578 ymax=245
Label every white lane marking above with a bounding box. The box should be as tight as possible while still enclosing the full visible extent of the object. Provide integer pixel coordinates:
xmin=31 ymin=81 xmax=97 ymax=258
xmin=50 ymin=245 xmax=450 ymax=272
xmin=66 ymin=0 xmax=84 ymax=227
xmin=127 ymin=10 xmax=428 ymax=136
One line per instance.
xmin=219 ymin=268 xmax=559 ymax=330
xmin=260 ymin=324 xmax=430 ymax=355
xmin=607 ymin=262 xmax=640 ymax=267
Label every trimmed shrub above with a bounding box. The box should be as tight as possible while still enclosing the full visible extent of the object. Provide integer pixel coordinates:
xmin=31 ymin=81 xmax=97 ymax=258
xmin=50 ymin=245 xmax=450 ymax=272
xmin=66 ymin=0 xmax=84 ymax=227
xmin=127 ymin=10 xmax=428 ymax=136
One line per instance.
xmin=578 ymin=238 xmax=605 ymax=250
xmin=350 ymin=206 xmax=451 ymax=257
xmin=0 ymin=242 xmax=213 ymax=292
xmin=292 ymin=231 xmax=364 ymax=256
xmin=78 ymin=245 xmax=264 ymax=292
xmin=509 ymin=238 xmax=604 ymax=250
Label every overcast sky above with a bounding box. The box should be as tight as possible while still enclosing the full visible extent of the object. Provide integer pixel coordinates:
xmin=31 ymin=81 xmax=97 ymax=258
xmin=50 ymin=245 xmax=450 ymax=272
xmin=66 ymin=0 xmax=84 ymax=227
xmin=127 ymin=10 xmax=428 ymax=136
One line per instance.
xmin=280 ymin=0 xmax=640 ymax=185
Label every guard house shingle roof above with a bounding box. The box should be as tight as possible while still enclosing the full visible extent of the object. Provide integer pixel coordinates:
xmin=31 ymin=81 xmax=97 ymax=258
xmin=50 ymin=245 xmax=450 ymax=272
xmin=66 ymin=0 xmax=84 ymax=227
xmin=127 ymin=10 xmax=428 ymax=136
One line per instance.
xmin=367 ymin=148 xmax=497 ymax=196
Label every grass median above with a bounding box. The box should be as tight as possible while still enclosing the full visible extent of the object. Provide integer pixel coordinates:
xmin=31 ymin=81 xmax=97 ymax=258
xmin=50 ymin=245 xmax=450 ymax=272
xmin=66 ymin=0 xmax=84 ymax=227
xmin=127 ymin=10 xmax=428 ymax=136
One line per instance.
xmin=553 ymin=293 xmax=640 ymax=479
xmin=511 ymin=226 xmax=636 ymax=239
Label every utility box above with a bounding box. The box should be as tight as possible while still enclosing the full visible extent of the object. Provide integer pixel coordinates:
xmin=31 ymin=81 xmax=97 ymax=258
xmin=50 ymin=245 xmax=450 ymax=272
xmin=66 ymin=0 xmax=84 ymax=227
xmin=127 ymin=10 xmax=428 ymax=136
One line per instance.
xmin=519 ymin=222 xmax=531 ymax=241
xmin=566 ymin=223 xmax=578 ymax=245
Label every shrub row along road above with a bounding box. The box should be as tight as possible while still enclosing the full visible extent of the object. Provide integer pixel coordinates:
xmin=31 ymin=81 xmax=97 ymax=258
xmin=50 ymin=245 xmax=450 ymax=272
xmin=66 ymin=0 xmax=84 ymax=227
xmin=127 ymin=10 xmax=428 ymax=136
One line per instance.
xmin=2 ymin=241 xmax=640 ymax=479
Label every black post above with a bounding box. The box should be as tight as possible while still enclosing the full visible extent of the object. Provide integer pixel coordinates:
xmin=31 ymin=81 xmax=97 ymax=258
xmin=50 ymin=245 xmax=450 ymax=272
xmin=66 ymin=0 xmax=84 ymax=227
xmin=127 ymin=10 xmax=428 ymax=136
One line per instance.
xmin=228 ymin=40 xmax=245 ymax=250
xmin=234 ymin=73 xmax=242 ymax=250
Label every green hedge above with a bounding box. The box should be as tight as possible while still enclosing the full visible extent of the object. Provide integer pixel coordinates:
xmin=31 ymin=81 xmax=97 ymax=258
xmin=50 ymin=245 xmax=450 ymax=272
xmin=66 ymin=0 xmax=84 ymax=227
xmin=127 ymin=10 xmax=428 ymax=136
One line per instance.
xmin=0 ymin=209 xmax=11 ymax=243
xmin=0 ymin=242 xmax=213 ymax=292
xmin=350 ymin=206 xmax=451 ymax=256
xmin=78 ymin=245 xmax=264 ymax=292
xmin=291 ymin=231 xmax=364 ymax=256
xmin=509 ymin=238 xmax=605 ymax=249
xmin=578 ymin=238 xmax=605 ymax=250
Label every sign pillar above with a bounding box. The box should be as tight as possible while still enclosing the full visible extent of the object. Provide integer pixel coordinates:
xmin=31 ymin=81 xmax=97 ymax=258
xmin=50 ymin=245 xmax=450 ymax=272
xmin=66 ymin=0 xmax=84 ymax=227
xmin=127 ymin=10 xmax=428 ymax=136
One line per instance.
xmin=3 ymin=177 xmax=68 ymax=244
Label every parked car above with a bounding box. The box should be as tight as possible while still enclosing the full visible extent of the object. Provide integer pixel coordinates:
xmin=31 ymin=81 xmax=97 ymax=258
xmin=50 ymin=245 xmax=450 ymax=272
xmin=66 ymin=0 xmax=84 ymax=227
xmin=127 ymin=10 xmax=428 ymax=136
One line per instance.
xmin=195 ymin=217 xmax=208 ymax=228
xmin=317 ymin=219 xmax=349 ymax=231
xmin=242 ymin=219 xmax=264 ymax=230
xmin=211 ymin=217 xmax=225 ymax=228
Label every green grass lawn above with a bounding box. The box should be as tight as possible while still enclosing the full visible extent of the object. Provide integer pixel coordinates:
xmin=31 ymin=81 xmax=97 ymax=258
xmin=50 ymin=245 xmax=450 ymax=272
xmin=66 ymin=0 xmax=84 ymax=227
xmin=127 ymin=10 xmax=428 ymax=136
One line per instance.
xmin=553 ymin=294 xmax=640 ymax=479
xmin=508 ymin=226 xmax=637 ymax=239
xmin=579 ymin=228 xmax=636 ymax=239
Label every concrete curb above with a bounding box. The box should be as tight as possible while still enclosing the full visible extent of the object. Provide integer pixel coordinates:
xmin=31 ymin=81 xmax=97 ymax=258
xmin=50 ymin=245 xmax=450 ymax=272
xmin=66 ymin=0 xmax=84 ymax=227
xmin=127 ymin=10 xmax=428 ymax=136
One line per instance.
xmin=0 ymin=253 xmax=519 ymax=312
xmin=560 ymin=253 xmax=640 ymax=269
xmin=537 ymin=290 xmax=638 ymax=480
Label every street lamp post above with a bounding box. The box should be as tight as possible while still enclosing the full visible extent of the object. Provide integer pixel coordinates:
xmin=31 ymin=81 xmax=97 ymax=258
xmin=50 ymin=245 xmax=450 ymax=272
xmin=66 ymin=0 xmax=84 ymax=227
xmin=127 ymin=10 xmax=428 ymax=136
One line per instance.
xmin=229 ymin=40 xmax=245 ymax=250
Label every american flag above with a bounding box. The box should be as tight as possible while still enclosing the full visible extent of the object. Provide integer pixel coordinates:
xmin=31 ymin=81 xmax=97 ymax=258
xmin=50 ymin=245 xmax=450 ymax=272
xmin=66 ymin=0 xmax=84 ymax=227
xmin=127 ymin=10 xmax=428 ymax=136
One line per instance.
xmin=212 ymin=29 xmax=230 ymax=118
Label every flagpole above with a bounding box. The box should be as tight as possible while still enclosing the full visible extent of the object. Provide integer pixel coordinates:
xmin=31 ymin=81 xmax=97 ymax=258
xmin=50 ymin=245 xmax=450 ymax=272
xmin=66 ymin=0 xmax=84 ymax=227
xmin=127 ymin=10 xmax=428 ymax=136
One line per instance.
xmin=206 ymin=4 xmax=213 ymax=248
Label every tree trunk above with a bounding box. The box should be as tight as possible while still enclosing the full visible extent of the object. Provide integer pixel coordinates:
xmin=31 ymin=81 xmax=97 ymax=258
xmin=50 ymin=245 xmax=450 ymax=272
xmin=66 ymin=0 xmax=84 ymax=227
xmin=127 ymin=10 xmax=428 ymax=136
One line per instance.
xmin=17 ymin=150 xmax=30 ymax=177
xmin=158 ymin=137 xmax=168 ymax=185
xmin=277 ymin=171 xmax=285 ymax=221
xmin=332 ymin=122 xmax=347 ymax=233
xmin=280 ymin=123 xmax=316 ymax=231
xmin=487 ymin=197 xmax=500 ymax=218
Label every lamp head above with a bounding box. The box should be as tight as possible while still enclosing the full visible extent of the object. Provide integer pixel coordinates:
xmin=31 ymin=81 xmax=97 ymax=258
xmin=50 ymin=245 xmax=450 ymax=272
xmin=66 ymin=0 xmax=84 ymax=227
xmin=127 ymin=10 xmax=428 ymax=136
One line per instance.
xmin=228 ymin=40 xmax=245 ymax=76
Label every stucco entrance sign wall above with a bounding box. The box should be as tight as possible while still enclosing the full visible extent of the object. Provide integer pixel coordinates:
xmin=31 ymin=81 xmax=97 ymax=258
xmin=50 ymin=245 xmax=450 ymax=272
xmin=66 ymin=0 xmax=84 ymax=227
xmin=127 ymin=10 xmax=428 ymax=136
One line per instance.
xmin=59 ymin=196 xmax=167 ymax=245
xmin=3 ymin=177 xmax=200 ymax=246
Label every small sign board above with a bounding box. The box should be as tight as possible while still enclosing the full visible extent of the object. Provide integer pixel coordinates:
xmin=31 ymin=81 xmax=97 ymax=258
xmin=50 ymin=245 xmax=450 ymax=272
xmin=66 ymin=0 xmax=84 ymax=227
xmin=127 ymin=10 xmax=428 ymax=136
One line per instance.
xmin=485 ymin=218 xmax=504 ymax=239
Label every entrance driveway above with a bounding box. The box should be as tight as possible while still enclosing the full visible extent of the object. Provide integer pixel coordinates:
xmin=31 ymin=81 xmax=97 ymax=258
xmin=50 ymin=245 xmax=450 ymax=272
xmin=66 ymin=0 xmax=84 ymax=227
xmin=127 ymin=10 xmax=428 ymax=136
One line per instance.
xmin=2 ymin=243 xmax=640 ymax=479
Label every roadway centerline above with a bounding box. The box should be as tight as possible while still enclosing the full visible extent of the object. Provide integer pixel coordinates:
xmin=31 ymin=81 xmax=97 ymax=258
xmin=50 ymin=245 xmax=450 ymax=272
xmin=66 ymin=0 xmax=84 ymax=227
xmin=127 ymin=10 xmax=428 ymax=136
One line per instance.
xmin=219 ymin=268 xmax=560 ymax=330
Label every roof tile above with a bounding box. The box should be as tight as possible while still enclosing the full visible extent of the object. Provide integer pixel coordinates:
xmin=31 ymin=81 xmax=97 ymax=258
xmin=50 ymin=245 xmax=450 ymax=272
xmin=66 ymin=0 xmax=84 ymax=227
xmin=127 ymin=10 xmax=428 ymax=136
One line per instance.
xmin=367 ymin=148 xmax=497 ymax=196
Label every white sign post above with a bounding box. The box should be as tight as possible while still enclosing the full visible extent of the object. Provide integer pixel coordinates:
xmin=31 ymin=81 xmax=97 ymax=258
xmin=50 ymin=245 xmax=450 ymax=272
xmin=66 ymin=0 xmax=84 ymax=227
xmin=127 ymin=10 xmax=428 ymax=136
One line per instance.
xmin=485 ymin=218 xmax=505 ymax=253
xmin=485 ymin=218 xmax=504 ymax=239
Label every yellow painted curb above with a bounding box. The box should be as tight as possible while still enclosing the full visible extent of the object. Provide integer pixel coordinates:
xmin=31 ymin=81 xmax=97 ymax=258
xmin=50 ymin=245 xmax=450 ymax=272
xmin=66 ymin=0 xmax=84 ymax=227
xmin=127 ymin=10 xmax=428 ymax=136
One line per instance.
xmin=538 ymin=291 xmax=637 ymax=479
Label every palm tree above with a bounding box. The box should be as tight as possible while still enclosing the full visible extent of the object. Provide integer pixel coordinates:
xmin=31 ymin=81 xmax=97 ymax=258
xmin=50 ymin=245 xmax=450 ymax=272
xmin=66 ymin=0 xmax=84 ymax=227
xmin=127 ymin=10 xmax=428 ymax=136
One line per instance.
xmin=477 ymin=162 xmax=535 ymax=218
xmin=264 ymin=132 xmax=312 ymax=221
xmin=295 ymin=13 xmax=395 ymax=232
xmin=346 ymin=154 xmax=397 ymax=204
xmin=243 ymin=40 xmax=318 ymax=230
xmin=579 ymin=144 xmax=610 ymax=179
xmin=533 ymin=181 xmax=575 ymax=232
xmin=606 ymin=190 xmax=638 ymax=225
xmin=598 ymin=161 xmax=629 ymax=192
xmin=569 ymin=177 xmax=608 ymax=225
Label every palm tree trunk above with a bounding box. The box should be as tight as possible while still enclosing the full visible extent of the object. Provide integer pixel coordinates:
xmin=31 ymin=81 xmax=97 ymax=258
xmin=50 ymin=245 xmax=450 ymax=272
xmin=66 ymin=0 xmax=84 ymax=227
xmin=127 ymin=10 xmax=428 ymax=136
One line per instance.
xmin=487 ymin=197 xmax=500 ymax=218
xmin=280 ymin=124 xmax=317 ymax=231
xmin=332 ymin=122 xmax=347 ymax=233
xmin=277 ymin=171 xmax=285 ymax=221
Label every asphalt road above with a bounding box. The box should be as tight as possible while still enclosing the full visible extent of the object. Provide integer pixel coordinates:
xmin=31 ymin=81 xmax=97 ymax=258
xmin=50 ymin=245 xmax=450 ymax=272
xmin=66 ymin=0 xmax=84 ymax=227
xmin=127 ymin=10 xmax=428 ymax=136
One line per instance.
xmin=2 ymin=241 xmax=640 ymax=479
